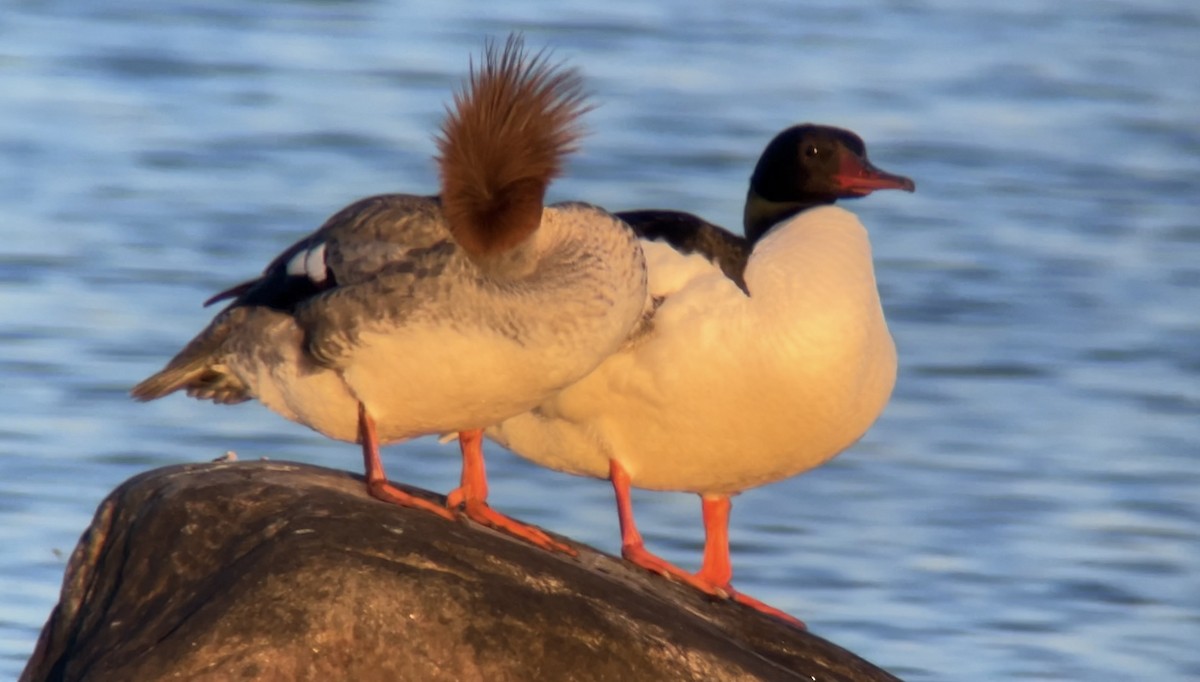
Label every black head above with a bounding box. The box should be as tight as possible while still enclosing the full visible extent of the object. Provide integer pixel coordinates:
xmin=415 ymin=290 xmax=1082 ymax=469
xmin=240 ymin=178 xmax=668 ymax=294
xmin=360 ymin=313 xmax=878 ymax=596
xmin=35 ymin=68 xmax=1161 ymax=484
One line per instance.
xmin=744 ymin=124 xmax=914 ymax=243
xmin=751 ymin=124 xmax=915 ymax=203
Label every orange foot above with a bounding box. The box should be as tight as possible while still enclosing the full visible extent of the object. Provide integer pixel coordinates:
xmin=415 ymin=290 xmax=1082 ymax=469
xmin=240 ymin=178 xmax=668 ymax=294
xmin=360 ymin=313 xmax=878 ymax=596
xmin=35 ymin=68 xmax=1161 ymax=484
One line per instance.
xmin=448 ymin=428 xmax=576 ymax=555
xmin=623 ymin=545 xmax=806 ymax=628
xmin=726 ymin=588 xmax=807 ymax=629
xmin=358 ymin=403 xmax=456 ymax=521
xmin=694 ymin=495 xmax=806 ymax=628
xmin=452 ymin=495 xmax=576 ymax=556
xmin=367 ymin=479 xmax=457 ymax=521
xmin=622 ymin=543 xmax=729 ymax=596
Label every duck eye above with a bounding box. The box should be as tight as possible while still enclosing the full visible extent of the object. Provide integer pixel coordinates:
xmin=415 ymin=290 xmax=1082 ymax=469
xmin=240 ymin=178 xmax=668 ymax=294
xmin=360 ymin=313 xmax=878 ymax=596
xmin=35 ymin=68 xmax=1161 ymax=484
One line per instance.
xmin=803 ymin=145 xmax=820 ymax=158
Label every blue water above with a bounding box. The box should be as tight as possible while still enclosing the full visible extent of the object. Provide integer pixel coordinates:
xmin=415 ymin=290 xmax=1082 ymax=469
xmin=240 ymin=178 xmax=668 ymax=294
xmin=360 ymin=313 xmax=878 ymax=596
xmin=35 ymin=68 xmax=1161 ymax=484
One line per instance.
xmin=3 ymin=1 xmax=1198 ymax=679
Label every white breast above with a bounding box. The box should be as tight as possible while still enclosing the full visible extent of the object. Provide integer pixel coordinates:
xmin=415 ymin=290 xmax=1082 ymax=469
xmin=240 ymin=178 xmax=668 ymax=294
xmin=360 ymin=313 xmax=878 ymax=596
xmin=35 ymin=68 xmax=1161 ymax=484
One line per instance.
xmin=488 ymin=205 xmax=896 ymax=494
xmin=217 ymin=203 xmax=648 ymax=450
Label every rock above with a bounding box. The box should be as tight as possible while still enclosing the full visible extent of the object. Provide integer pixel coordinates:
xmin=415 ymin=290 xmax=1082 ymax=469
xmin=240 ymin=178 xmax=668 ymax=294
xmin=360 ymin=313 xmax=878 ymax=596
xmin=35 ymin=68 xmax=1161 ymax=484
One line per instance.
xmin=22 ymin=461 xmax=903 ymax=682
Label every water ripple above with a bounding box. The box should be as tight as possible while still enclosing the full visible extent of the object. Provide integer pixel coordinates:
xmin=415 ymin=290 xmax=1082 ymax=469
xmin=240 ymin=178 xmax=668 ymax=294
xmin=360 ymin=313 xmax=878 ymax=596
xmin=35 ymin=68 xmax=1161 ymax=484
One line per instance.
xmin=2 ymin=1 xmax=1199 ymax=681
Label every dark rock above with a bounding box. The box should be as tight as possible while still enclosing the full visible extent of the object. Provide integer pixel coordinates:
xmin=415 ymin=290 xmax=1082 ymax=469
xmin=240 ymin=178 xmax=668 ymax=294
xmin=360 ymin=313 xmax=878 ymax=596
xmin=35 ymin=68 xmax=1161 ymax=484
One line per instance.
xmin=22 ymin=461 xmax=903 ymax=682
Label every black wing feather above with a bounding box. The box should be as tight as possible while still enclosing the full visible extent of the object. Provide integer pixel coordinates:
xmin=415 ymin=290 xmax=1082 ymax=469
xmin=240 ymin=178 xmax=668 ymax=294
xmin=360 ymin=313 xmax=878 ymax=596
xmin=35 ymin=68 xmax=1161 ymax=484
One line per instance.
xmin=617 ymin=210 xmax=750 ymax=294
xmin=203 ymin=234 xmax=337 ymax=312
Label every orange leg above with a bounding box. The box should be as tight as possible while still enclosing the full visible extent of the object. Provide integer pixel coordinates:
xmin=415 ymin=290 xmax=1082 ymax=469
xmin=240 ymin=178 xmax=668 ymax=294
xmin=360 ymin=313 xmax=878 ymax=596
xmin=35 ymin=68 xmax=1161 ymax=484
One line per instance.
xmin=697 ymin=495 xmax=734 ymax=585
xmin=446 ymin=429 xmax=575 ymax=555
xmin=610 ymin=460 xmax=719 ymax=595
xmin=359 ymin=403 xmax=455 ymax=521
xmin=698 ymin=495 xmax=806 ymax=628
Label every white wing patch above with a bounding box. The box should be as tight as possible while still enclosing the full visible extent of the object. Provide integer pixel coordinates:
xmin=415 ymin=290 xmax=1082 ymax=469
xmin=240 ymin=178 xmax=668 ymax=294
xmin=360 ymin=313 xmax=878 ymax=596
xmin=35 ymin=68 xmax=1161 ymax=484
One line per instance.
xmin=285 ymin=242 xmax=329 ymax=283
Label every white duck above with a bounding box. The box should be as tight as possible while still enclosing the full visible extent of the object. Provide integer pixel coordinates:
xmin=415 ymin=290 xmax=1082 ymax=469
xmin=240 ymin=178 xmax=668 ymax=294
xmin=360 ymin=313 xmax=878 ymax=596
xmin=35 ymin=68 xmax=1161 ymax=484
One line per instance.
xmin=488 ymin=124 xmax=914 ymax=623
xmin=132 ymin=36 xmax=648 ymax=553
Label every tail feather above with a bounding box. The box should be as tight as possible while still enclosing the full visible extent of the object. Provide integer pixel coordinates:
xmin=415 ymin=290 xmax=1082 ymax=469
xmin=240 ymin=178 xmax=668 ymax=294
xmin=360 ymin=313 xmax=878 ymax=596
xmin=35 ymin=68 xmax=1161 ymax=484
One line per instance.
xmin=130 ymin=314 xmax=252 ymax=405
xmin=131 ymin=361 xmax=249 ymax=405
xmin=130 ymin=359 xmax=207 ymax=402
xmin=436 ymin=34 xmax=591 ymax=260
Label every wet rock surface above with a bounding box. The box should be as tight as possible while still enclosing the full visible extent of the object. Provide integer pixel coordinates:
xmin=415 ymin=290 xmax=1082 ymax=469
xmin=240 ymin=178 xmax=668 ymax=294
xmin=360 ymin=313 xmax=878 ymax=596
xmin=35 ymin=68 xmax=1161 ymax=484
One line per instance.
xmin=22 ymin=461 xmax=902 ymax=681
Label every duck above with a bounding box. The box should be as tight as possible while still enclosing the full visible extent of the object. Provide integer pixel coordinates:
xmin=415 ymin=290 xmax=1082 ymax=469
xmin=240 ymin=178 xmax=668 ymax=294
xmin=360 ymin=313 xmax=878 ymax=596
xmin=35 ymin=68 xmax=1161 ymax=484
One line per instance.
xmin=131 ymin=36 xmax=648 ymax=554
xmin=487 ymin=124 xmax=915 ymax=624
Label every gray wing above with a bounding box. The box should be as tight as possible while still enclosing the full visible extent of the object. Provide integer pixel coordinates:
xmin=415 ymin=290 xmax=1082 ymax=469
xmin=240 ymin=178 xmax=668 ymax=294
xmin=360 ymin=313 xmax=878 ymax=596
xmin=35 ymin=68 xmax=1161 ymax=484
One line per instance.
xmin=290 ymin=195 xmax=477 ymax=368
xmin=200 ymin=193 xmax=472 ymax=369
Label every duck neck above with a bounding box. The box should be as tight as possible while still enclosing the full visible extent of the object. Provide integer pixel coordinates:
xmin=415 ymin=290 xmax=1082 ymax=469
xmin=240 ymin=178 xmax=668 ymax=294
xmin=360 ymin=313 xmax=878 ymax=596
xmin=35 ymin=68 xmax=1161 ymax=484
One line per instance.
xmin=742 ymin=188 xmax=835 ymax=244
xmin=467 ymin=232 xmax=544 ymax=281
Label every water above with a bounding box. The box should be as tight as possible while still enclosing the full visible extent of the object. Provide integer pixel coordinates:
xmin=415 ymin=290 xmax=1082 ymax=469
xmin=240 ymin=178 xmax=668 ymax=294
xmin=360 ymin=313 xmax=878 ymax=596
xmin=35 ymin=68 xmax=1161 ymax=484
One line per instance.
xmin=2 ymin=1 xmax=1198 ymax=679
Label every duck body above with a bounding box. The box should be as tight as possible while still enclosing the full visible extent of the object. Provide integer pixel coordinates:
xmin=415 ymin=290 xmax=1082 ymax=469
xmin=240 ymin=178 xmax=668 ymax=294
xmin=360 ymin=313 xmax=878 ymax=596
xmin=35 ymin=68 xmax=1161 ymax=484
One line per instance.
xmin=489 ymin=203 xmax=894 ymax=493
xmin=133 ymin=36 xmax=647 ymax=549
xmin=486 ymin=123 xmax=914 ymax=623
xmin=168 ymin=193 xmax=645 ymax=445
